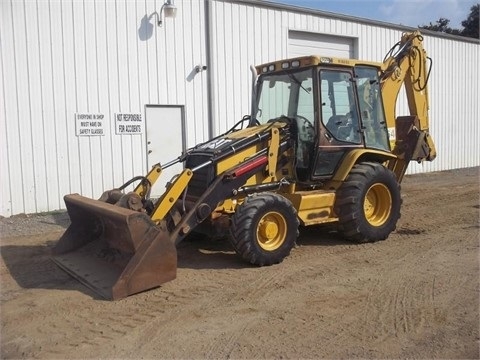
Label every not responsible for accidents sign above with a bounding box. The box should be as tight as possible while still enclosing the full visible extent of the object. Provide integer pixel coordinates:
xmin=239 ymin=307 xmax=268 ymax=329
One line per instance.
xmin=75 ymin=113 xmax=105 ymax=136
xmin=115 ymin=113 xmax=143 ymax=135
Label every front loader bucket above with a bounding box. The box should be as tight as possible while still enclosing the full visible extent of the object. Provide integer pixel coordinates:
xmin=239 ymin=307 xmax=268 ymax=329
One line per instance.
xmin=52 ymin=194 xmax=177 ymax=300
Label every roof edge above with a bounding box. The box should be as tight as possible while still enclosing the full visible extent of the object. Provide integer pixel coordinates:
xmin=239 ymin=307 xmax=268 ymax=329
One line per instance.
xmin=220 ymin=0 xmax=479 ymax=44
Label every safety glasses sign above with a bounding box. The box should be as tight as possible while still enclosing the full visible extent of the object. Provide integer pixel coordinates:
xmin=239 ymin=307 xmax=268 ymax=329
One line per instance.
xmin=75 ymin=113 xmax=105 ymax=136
xmin=115 ymin=113 xmax=144 ymax=135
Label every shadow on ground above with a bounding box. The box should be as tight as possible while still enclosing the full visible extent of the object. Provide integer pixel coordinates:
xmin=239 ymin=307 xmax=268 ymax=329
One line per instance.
xmin=1 ymin=225 xmax=350 ymax=300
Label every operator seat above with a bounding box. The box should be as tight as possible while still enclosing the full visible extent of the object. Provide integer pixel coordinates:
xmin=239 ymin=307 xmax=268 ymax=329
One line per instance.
xmin=326 ymin=115 xmax=348 ymax=137
xmin=326 ymin=114 xmax=360 ymax=143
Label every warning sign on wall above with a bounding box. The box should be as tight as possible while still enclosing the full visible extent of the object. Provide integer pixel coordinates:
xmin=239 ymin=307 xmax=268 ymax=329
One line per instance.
xmin=75 ymin=113 xmax=105 ymax=136
xmin=115 ymin=113 xmax=143 ymax=135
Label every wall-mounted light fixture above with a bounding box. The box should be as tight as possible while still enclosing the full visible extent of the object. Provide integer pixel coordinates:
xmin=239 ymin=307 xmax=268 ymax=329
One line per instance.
xmin=157 ymin=0 xmax=177 ymax=27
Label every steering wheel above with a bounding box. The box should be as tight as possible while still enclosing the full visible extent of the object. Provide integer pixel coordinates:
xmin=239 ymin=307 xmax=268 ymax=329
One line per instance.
xmin=294 ymin=115 xmax=314 ymax=131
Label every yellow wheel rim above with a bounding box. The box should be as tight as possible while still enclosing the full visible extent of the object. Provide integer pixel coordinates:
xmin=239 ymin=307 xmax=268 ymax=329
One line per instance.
xmin=364 ymin=183 xmax=392 ymax=226
xmin=256 ymin=211 xmax=287 ymax=251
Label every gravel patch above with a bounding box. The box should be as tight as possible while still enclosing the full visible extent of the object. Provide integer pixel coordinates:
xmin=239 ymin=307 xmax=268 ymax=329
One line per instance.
xmin=0 ymin=212 xmax=71 ymax=238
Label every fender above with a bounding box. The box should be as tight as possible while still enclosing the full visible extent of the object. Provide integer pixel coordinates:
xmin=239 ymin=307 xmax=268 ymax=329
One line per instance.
xmin=330 ymin=149 xmax=397 ymax=183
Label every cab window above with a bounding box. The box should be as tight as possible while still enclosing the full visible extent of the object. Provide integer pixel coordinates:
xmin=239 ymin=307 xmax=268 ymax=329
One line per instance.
xmin=354 ymin=66 xmax=390 ymax=151
xmin=320 ymin=70 xmax=361 ymax=144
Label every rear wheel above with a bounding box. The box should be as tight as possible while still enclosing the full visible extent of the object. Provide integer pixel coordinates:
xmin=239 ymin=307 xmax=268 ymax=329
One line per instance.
xmin=229 ymin=193 xmax=299 ymax=266
xmin=334 ymin=162 xmax=401 ymax=243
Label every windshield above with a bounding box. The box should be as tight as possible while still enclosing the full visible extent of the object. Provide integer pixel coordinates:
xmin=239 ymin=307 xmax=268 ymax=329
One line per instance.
xmin=254 ymin=69 xmax=314 ymax=125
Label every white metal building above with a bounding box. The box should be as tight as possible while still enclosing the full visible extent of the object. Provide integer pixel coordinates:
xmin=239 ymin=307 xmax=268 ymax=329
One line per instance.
xmin=1 ymin=0 xmax=479 ymax=217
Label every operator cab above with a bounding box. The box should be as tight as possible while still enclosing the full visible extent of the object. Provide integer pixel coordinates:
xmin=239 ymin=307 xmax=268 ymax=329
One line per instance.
xmin=252 ymin=58 xmax=390 ymax=182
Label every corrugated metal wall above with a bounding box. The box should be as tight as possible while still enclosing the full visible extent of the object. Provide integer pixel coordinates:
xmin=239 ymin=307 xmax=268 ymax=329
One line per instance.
xmin=1 ymin=0 xmax=479 ymax=216
xmin=1 ymin=0 xmax=210 ymax=216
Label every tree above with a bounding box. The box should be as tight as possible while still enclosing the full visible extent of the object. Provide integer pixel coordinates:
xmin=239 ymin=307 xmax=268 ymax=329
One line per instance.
xmin=420 ymin=18 xmax=461 ymax=35
xmin=461 ymin=4 xmax=479 ymax=39
xmin=420 ymin=4 xmax=479 ymax=39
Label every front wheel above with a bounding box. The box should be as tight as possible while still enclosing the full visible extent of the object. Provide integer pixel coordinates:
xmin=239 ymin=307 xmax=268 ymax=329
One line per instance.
xmin=229 ymin=193 xmax=299 ymax=266
xmin=334 ymin=162 xmax=401 ymax=243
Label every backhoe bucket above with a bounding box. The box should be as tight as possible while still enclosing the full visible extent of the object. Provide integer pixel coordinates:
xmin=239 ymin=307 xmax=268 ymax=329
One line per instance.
xmin=52 ymin=194 xmax=177 ymax=300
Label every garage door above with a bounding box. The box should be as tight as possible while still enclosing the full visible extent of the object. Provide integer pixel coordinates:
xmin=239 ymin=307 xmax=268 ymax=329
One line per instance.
xmin=288 ymin=31 xmax=355 ymax=58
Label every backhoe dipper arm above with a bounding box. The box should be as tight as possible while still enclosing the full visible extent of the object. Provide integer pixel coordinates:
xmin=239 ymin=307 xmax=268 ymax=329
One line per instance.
xmin=380 ymin=31 xmax=437 ymax=180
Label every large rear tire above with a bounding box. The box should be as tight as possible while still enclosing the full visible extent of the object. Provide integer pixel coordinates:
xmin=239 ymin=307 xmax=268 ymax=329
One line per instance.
xmin=229 ymin=193 xmax=299 ymax=266
xmin=334 ymin=162 xmax=401 ymax=243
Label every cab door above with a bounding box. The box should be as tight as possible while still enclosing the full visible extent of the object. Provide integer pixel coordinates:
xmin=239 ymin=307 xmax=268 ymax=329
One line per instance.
xmin=312 ymin=67 xmax=364 ymax=178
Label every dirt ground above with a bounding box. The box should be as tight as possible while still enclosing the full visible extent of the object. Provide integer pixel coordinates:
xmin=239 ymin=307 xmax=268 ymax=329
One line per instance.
xmin=1 ymin=167 xmax=479 ymax=359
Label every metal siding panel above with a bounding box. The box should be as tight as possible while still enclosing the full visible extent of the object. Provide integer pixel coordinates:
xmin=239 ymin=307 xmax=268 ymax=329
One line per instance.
xmin=223 ymin=0 xmax=235 ymax=129
xmin=210 ymin=2 xmax=289 ymax=134
xmin=146 ymin=1 xmax=161 ymax=104
xmin=238 ymin=4 xmax=251 ymax=122
xmin=105 ymin=0 xmax=124 ymax=190
xmin=408 ymin=36 xmax=479 ymax=174
xmin=65 ymin=0 xmax=86 ymax=196
xmin=49 ymin=0 xmax=69 ymax=209
xmin=266 ymin=8 xmax=276 ymax=61
xmin=211 ymin=0 xmax=226 ymax=135
xmin=194 ymin=0 xmax=209 ymax=146
xmin=37 ymin=0 xmax=62 ymax=210
xmin=94 ymin=0 xmax=112 ymax=192
xmin=60 ymin=0 xmax=80 ymax=197
xmin=83 ymin=0 xmax=104 ymax=198
xmin=183 ymin=0 xmax=208 ymax=148
xmin=252 ymin=5 xmax=262 ymax=64
xmin=464 ymin=41 xmax=478 ymax=168
xmin=27 ymin=0 xmax=50 ymax=212
xmin=260 ymin=7 xmax=271 ymax=60
xmin=0 ymin=73 xmax=9 ymax=213
xmin=100 ymin=1 xmax=115 ymax=193
xmin=163 ymin=5 xmax=179 ymax=105
xmin=12 ymin=0 xmax=36 ymax=213
xmin=246 ymin=5 xmax=257 ymax=114
xmin=231 ymin=3 xmax=243 ymax=127
xmin=74 ymin=0 xmax=95 ymax=198
xmin=116 ymin=0 xmax=134 ymax=189
xmin=126 ymin=0 xmax=145 ymax=179
xmin=157 ymin=11 xmax=168 ymax=104
xmin=219 ymin=1 xmax=237 ymax=134
xmin=0 ymin=1 xmax=16 ymax=216
xmin=136 ymin=1 xmax=151 ymax=106
xmin=116 ymin=0 xmax=131 ymax=112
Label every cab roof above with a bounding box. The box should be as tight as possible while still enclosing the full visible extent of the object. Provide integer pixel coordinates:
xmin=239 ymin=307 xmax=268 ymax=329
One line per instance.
xmin=255 ymin=55 xmax=383 ymax=75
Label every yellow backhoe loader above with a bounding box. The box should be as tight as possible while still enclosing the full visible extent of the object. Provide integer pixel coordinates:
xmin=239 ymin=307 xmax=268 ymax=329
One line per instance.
xmin=53 ymin=31 xmax=436 ymax=300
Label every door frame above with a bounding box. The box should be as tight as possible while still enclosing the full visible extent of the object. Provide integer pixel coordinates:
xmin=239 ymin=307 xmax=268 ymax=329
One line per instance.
xmin=144 ymin=104 xmax=187 ymax=167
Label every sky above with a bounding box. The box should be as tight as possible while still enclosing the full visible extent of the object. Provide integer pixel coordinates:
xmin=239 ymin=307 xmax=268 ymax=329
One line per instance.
xmin=271 ymin=0 xmax=478 ymax=28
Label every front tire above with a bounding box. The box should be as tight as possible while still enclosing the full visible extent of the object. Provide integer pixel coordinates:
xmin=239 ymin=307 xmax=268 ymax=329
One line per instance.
xmin=334 ymin=162 xmax=401 ymax=243
xmin=229 ymin=193 xmax=299 ymax=266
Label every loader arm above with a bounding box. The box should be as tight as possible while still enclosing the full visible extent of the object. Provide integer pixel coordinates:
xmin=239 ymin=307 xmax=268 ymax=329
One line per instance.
xmin=151 ymin=126 xmax=291 ymax=243
xmin=170 ymin=145 xmax=288 ymax=246
xmin=380 ymin=31 xmax=437 ymax=180
xmin=133 ymin=163 xmax=162 ymax=198
xmin=147 ymin=126 xmax=287 ymax=225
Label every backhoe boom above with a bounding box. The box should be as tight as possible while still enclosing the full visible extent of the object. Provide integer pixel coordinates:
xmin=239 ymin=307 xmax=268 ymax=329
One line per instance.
xmin=380 ymin=31 xmax=436 ymax=180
